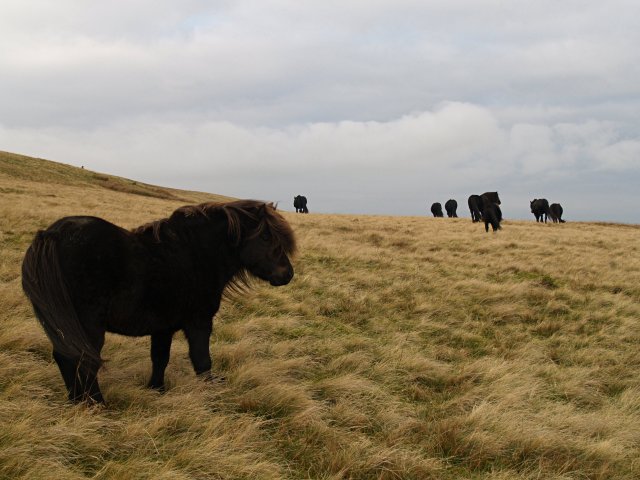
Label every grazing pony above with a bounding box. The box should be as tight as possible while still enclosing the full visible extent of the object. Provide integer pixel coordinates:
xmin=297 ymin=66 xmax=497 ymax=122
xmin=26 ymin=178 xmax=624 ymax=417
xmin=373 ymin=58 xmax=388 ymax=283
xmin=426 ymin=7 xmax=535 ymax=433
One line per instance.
xmin=480 ymin=192 xmax=502 ymax=232
xmin=445 ymin=199 xmax=458 ymax=218
xmin=549 ymin=203 xmax=566 ymax=223
xmin=530 ymin=198 xmax=551 ymax=223
xmin=22 ymin=200 xmax=296 ymax=404
xmin=430 ymin=202 xmax=444 ymax=217
xmin=468 ymin=195 xmax=483 ymax=222
xmin=293 ymin=195 xmax=308 ymax=213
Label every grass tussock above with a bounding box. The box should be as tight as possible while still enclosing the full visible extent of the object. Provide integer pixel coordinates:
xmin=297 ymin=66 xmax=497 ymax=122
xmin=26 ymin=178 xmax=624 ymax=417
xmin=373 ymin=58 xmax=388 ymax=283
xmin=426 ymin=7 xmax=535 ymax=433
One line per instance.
xmin=1 ymin=152 xmax=639 ymax=479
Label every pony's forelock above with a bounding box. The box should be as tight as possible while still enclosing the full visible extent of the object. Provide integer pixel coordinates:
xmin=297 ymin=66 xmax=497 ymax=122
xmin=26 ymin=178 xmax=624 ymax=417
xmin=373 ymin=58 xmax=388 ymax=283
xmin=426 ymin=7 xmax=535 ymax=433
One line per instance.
xmin=214 ymin=200 xmax=297 ymax=255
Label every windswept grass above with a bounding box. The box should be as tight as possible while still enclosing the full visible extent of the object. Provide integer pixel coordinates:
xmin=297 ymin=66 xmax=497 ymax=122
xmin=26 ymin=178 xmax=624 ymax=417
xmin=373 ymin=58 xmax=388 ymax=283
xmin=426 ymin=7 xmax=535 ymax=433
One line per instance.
xmin=1 ymin=152 xmax=639 ymax=479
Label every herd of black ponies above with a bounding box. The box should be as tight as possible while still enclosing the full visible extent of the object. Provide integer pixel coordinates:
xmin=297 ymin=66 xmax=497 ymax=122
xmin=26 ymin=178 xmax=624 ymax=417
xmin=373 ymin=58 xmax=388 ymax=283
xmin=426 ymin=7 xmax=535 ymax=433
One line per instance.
xmin=21 ymin=190 xmax=565 ymax=405
xmin=297 ymin=193 xmax=566 ymax=232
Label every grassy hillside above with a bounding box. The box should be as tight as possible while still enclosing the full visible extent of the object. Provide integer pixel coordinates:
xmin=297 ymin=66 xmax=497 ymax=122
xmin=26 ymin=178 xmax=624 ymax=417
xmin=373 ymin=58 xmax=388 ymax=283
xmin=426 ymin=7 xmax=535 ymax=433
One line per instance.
xmin=0 ymin=151 xmax=638 ymax=479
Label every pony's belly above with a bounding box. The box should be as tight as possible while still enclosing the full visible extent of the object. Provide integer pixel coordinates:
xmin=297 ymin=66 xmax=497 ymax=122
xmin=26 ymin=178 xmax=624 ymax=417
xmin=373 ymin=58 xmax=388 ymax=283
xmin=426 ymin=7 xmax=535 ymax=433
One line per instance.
xmin=104 ymin=313 xmax=148 ymax=336
xmin=105 ymin=311 xmax=183 ymax=337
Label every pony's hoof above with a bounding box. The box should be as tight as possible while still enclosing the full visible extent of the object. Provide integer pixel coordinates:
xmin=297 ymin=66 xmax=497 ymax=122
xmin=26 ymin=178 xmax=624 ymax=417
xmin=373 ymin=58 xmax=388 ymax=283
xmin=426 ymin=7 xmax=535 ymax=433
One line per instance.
xmin=208 ymin=374 xmax=226 ymax=384
xmin=147 ymin=382 xmax=166 ymax=393
xmin=198 ymin=371 xmax=226 ymax=384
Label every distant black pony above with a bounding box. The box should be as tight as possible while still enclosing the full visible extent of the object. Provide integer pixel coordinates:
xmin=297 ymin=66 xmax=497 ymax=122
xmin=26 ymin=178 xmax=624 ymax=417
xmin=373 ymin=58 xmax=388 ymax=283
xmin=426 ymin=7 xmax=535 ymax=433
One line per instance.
xmin=293 ymin=195 xmax=308 ymax=213
xmin=549 ymin=203 xmax=566 ymax=223
xmin=445 ymin=199 xmax=458 ymax=218
xmin=480 ymin=192 xmax=502 ymax=232
xmin=530 ymin=198 xmax=550 ymax=223
xmin=430 ymin=202 xmax=444 ymax=217
xmin=468 ymin=195 xmax=483 ymax=222
xmin=22 ymin=200 xmax=297 ymax=404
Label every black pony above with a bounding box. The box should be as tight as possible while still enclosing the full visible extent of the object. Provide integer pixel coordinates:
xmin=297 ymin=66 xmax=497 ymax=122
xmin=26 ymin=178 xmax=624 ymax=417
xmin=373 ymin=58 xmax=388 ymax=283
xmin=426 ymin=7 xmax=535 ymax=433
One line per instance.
xmin=530 ymin=198 xmax=550 ymax=223
xmin=22 ymin=200 xmax=296 ymax=404
xmin=293 ymin=195 xmax=308 ymax=213
xmin=430 ymin=202 xmax=444 ymax=217
xmin=445 ymin=199 xmax=458 ymax=218
xmin=468 ymin=195 xmax=483 ymax=222
xmin=549 ymin=203 xmax=566 ymax=223
xmin=480 ymin=192 xmax=502 ymax=232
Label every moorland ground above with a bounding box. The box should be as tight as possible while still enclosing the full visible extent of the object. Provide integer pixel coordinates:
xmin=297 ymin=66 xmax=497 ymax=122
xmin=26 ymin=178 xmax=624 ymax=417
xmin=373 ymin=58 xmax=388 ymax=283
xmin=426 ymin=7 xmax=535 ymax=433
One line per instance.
xmin=0 ymin=151 xmax=639 ymax=479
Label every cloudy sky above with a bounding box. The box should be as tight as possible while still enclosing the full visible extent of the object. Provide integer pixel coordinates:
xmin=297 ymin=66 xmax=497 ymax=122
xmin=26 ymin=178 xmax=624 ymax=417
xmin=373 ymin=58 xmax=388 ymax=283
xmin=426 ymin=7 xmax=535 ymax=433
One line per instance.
xmin=1 ymin=1 xmax=639 ymax=221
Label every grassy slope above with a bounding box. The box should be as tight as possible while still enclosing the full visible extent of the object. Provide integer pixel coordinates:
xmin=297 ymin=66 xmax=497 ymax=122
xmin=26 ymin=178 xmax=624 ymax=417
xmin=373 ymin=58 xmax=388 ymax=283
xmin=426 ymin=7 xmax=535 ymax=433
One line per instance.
xmin=0 ymin=151 xmax=639 ymax=479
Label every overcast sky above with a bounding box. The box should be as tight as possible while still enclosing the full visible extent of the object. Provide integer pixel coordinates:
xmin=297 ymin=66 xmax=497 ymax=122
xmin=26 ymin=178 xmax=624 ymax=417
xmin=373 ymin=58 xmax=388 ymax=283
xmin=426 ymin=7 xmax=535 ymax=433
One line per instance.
xmin=1 ymin=1 xmax=639 ymax=222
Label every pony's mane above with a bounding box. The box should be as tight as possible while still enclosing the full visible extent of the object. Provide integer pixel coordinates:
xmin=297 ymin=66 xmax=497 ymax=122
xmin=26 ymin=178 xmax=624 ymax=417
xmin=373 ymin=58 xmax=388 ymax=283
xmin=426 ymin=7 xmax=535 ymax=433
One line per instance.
xmin=132 ymin=199 xmax=297 ymax=294
xmin=134 ymin=199 xmax=296 ymax=252
xmin=179 ymin=200 xmax=296 ymax=253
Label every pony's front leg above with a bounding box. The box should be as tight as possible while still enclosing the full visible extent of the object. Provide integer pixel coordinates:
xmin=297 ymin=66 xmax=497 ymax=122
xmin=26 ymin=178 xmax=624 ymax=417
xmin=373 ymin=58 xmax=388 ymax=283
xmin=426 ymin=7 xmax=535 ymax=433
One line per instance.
xmin=147 ymin=331 xmax=173 ymax=391
xmin=184 ymin=322 xmax=213 ymax=378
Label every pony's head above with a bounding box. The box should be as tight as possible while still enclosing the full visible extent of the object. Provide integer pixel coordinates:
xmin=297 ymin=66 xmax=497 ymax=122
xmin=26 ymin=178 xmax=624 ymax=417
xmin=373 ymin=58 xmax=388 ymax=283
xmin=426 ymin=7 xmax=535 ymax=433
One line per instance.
xmin=151 ymin=200 xmax=297 ymax=288
xmin=484 ymin=191 xmax=501 ymax=205
xmin=221 ymin=200 xmax=296 ymax=287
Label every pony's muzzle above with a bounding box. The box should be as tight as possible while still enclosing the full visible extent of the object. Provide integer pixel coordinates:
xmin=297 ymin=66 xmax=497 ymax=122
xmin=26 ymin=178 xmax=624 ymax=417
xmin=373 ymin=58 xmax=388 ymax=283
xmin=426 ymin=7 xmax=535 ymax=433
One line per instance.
xmin=270 ymin=264 xmax=294 ymax=286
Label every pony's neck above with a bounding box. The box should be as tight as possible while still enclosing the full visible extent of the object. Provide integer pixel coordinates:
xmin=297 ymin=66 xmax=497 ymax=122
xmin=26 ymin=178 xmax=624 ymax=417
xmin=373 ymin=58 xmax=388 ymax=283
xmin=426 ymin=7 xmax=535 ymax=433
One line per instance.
xmin=174 ymin=212 xmax=243 ymax=287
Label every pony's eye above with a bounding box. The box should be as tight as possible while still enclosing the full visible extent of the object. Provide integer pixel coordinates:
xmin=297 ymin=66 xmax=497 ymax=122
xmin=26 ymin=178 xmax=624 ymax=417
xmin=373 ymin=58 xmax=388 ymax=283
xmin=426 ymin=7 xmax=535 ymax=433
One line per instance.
xmin=260 ymin=232 xmax=271 ymax=241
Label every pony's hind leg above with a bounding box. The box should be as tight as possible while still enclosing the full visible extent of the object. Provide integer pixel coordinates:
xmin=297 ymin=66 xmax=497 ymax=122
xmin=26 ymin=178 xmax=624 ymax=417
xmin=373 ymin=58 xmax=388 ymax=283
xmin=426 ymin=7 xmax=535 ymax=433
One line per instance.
xmin=53 ymin=350 xmax=79 ymax=399
xmin=79 ymin=364 xmax=104 ymax=405
xmin=52 ymin=351 xmax=104 ymax=404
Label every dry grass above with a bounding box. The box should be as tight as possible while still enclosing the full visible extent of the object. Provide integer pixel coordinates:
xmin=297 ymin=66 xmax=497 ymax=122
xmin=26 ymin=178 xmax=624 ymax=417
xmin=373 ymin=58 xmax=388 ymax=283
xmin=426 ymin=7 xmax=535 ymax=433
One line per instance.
xmin=1 ymin=151 xmax=638 ymax=479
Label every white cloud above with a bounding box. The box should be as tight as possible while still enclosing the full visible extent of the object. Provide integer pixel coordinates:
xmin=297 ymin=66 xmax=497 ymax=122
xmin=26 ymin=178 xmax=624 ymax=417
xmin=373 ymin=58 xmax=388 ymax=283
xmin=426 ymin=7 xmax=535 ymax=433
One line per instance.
xmin=1 ymin=103 xmax=636 ymax=193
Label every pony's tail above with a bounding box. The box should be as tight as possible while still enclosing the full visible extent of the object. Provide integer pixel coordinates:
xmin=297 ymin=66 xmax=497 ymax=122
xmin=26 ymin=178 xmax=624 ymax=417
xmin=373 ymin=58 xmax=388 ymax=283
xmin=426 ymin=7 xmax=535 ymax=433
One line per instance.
xmin=21 ymin=231 xmax=102 ymax=371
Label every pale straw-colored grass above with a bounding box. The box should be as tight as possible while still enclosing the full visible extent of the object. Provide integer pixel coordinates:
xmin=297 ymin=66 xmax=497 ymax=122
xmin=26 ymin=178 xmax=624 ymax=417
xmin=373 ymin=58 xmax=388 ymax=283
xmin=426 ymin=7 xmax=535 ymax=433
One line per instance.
xmin=1 ymin=151 xmax=639 ymax=479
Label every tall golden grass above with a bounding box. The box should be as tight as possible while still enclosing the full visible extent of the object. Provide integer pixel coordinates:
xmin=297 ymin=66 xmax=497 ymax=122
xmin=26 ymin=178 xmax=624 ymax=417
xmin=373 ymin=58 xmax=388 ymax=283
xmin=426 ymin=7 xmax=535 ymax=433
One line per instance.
xmin=1 ymin=151 xmax=638 ymax=479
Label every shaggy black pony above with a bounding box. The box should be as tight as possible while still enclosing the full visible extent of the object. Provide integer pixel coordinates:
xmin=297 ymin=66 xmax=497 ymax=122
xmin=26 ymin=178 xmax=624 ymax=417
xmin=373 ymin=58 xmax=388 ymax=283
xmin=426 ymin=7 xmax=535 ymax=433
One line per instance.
xmin=530 ymin=198 xmax=551 ymax=223
xmin=549 ymin=203 xmax=566 ymax=223
xmin=22 ymin=200 xmax=297 ymax=404
xmin=293 ymin=195 xmax=308 ymax=213
xmin=468 ymin=195 xmax=483 ymax=222
xmin=445 ymin=199 xmax=458 ymax=218
xmin=430 ymin=202 xmax=444 ymax=217
xmin=480 ymin=192 xmax=502 ymax=232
